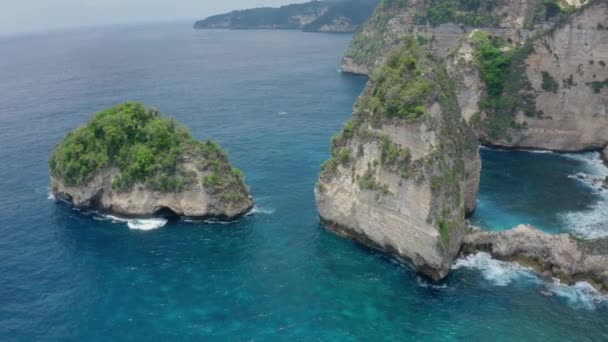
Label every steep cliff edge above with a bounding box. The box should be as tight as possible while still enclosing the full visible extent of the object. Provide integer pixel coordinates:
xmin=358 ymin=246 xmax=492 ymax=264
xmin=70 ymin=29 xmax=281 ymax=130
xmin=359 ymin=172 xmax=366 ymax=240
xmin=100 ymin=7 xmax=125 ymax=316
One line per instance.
xmin=345 ymin=0 xmax=607 ymax=152
xmin=464 ymin=225 xmax=608 ymax=292
xmin=449 ymin=2 xmax=608 ymax=151
xmin=316 ymin=39 xmax=480 ymax=280
xmin=342 ymin=0 xmax=551 ymax=75
xmin=50 ymin=102 xmax=252 ymax=220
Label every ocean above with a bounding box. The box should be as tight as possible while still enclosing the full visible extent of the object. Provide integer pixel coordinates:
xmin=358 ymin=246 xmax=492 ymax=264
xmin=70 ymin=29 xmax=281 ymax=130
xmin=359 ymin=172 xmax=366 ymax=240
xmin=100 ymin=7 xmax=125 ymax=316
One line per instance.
xmin=1 ymin=22 xmax=607 ymax=341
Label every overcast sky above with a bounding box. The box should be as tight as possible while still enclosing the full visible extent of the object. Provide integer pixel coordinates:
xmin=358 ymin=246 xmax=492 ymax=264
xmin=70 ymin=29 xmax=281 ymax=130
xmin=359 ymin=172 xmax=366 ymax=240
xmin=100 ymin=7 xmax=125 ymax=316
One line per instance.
xmin=0 ymin=0 xmax=305 ymax=35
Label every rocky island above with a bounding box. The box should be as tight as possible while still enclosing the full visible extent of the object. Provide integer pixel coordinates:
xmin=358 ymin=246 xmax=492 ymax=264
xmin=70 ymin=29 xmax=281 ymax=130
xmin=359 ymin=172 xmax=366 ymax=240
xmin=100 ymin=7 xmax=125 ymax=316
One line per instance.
xmin=194 ymin=0 xmax=379 ymax=33
xmin=316 ymin=39 xmax=481 ymax=280
xmin=49 ymin=102 xmax=253 ymax=220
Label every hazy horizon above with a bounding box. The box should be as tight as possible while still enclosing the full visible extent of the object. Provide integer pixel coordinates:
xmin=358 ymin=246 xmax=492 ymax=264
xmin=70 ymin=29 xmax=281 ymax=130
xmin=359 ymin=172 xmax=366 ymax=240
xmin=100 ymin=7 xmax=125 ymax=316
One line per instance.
xmin=0 ymin=0 xmax=306 ymax=35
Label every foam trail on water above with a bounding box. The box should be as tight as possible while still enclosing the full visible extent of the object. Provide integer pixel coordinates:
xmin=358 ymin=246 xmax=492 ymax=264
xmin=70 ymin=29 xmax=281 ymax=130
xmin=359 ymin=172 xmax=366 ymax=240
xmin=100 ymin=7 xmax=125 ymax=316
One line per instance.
xmin=127 ymin=219 xmax=167 ymax=231
xmin=247 ymin=205 xmax=276 ymax=215
xmin=451 ymin=252 xmax=538 ymax=286
xmin=99 ymin=214 xmax=167 ymax=231
xmin=545 ymin=280 xmax=608 ymax=310
xmin=416 ymin=277 xmax=448 ymax=289
xmin=560 ymin=152 xmax=608 ymax=238
xmin=453 ymin=253 xmax=607 ymax=309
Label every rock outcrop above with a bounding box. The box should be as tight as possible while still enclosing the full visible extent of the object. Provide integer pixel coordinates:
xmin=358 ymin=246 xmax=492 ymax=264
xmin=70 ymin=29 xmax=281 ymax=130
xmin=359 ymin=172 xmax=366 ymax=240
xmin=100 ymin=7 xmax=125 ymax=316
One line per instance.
xmin=342 ymin=0 xmax=549 ymax=76
xmin=50 ymin=102 xmax=252 ymax=220
xmin=194 ymin=0 xmax=379 ymax=33
xmin=316 ymin=39 xmax=481 ymax=280
xmin=603 ymin=146 xmax=608 ymax=164
xmin=344 ymin=0 xmax=608 ymax=152
xmin=463 ymin=225 xmax=608 ymax=292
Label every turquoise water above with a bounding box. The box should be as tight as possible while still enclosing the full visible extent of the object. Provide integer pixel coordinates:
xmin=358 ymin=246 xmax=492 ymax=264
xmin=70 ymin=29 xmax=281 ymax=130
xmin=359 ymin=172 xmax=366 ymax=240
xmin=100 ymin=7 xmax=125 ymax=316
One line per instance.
xmin=1 ymin=23 xmax=607 ymax=341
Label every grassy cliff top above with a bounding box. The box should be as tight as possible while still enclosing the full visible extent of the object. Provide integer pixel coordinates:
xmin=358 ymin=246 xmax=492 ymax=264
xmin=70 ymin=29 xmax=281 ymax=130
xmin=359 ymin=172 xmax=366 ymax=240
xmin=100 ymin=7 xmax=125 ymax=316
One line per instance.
xmin=49 ymin=102 xmax=238 ymax=193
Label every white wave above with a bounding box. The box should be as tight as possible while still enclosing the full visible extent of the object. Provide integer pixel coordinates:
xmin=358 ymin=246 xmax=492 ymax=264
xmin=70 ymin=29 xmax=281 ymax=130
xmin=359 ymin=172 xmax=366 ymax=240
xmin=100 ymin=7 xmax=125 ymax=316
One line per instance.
xmin=278 ymin=111 xmax=288 ymax=116
xmin=559 ymin=152 xmax=608 ymax=238
xmin=47 ymin=192 xmax=56 ymax=200
xmin=451 ymin=252 xmax=538 ymax=286
xmin=416 ymin=277 xmax=448 ymax=289
xmin=544 ymin=280 xmax=608 ymax=310
xmin=562 ymin=151 xmax=608 ymax=178
xmin=98 ymin=214 xmax=167 ymax=231
xmin=479 ymin=145 xmax=554 ymax=154
xmin=127 ymin=218 xmax=167 ymax=231
xmin=453 ymin=253 xmax=608 ymax=309
xmin=561 ymin=202 xmax=608 ymax=238
xmin=247 ymin=205 xmax=276 ymax=216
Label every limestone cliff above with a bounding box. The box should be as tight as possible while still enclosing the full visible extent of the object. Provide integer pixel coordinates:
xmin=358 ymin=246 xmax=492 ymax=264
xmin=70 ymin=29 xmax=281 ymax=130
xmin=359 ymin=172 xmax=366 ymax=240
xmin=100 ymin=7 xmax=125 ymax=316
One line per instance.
xmin=464 ymin=225 xmax=608 ymax=292
xmin=50 ymin=102 xmax=252 ymax=220
xmin=316 ymin=39 xmax=480 ymax=280
xmin=345 ymin=0 xmax=607 ymax=152
xmin=342 ymin=0 xmax=550 ymax=75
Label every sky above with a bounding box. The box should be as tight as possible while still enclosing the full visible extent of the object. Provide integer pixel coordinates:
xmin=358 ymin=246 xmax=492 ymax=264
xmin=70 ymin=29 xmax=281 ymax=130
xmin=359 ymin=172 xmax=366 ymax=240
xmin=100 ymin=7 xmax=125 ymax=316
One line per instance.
xmin=0 ymin=0 xmax=306 ymax=35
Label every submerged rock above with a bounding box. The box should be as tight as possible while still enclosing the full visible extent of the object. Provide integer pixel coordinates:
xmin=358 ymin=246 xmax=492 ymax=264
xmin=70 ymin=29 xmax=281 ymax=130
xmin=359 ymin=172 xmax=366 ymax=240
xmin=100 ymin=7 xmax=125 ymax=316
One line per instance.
xmin=49 ymin=102 xmax=252 ymax=220
xmin=316 ymin=39 xmax=480 ymax=281
xmin=463 ymin=225 xmax=608 ymax=292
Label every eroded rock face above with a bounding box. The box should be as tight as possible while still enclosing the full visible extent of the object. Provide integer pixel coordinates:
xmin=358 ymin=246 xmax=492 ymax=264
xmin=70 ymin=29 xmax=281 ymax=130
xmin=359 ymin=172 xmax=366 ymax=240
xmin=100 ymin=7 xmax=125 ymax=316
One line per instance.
xmin=463 ymin=224 xmax=608 ymax=292
xmin=52 ymin=162 xmax=253 ymax=221
xmin=346 ymin=0 xmax=608 ymax=152
xmin=341 ymin=0 xmax=546 ymax=76
xmin=494 ymin=1 xmax=608 ymax=151
xmin=317 ymin=42 xmax=480 ymax=280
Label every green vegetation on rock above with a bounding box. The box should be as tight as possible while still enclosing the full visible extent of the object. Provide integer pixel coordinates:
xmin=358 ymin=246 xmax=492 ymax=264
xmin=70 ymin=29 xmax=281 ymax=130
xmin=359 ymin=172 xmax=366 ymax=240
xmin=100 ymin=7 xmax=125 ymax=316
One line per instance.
xmin=541 ymin=71 xmax=560 ymax=93
xmin=49 ymin=102 xmax=240 ymax=194
xmin=365 ymin=39 xmax=434 ymax=122
xmin=470 ymin=30 xmax=538 ymax=140
xmin=414 ymin=0 xmax=501 ymax=27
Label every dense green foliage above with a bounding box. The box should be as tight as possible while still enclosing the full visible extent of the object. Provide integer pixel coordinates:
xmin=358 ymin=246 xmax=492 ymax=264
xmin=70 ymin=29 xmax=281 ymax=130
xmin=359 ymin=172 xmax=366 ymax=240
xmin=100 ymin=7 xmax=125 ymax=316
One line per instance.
xmin=470 ymin=31 xmax=538 ymax=139
xmin=50 ymin=102 xmax=236 ymax=193
xmin=195 ymin=0 xmax=379 ymax=32
xmin=414 ymin=0 xmax=501 ymax=27
xmin=364 ymin=38 xmax=434 ymax=122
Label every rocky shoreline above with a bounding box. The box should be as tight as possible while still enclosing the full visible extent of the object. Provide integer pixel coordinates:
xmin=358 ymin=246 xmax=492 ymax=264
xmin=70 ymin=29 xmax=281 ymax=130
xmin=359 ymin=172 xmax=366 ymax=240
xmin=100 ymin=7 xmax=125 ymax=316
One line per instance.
xmin=463 ymin=225 xmax=608 ymax=293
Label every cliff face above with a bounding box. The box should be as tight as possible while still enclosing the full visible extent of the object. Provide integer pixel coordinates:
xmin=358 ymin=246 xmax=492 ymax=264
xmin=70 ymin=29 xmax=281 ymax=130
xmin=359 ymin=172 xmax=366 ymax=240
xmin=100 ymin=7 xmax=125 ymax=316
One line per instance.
xmin=346 ymin=0 xmax=607 ymax=152
xmin=316 ymin=40 xmax=480 ymax=280
xmin=194 ymin=0 xmax=379 ymax=33
xmin=51 ymin=157 xmax=252 ymax=220
xmin=342 ymin=0 xmax=547 ymax=75
xmin=464 ymin=225 xmax=608 ymax=292
xmin=50 ymin=103 xmax=252 ymax=220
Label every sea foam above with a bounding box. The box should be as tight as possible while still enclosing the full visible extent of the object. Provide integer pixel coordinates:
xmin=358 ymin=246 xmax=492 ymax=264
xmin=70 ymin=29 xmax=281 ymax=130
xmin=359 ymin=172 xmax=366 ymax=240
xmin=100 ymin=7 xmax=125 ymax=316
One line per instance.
xmin=99 ymin=214 xmax=167 ymax=231
xmin=560 ymin=152 xmax=608 ymax=238
xmin=452 ymin=253 xmax=607 ymax=309
xmin=451 ymin=252 xmax=538 ymax=286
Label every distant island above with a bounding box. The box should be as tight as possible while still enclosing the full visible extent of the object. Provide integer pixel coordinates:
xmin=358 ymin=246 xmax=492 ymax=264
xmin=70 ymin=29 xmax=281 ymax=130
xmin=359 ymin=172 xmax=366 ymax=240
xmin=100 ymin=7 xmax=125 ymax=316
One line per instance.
xmin=193 ymin=0 xmax=380 ymax=33
xmin=49 ymin=102 xmax=253 ymax=220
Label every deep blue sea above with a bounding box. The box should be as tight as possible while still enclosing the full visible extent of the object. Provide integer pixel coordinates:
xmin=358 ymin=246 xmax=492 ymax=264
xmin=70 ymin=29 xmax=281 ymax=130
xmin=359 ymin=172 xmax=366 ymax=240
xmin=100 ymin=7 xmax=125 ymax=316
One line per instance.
xmin=1 ymin=23 xmax=607 ymax=341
